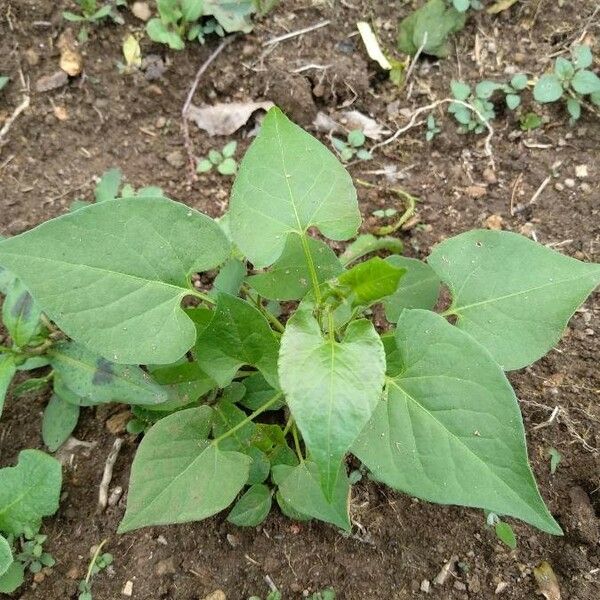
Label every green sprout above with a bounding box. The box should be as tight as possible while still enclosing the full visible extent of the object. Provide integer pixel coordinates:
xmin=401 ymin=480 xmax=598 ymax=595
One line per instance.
xmin=331 ymin=130 xmax=372 ymax=162
xmin=78 ymin=541 xmax=113 ymax=600
xmin=197 ymin=141 xmax=238 ymax=176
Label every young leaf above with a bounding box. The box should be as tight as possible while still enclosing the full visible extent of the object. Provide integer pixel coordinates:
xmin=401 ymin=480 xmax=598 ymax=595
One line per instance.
xmin=230 ymin=107 xmax=360 ymax=267
xmin=0 ymin=197 xmax=230 ymax=364
xmin=210 ymin=258 xmax=246 ymax=298
xmin=217 ymin=158 xmax=237 ymax=175
xmin=181 ymin=0 xmax=204 ymax=21
xmin=451 ymin=80 xmax=471 ymax=101
xmin=118 ymin=407 xmax=250 ymax=532
xmin=94 ymin=168 xmax=122 ymax=203
xmin=239 ymin=373 xmax=284 ymax=411
xmin=337 ymin=257 xmax=405 ymax=306
xmin=48 ymin=341 xmax=168 ymax=406
xmin=347 ymin=129 xmax=365 ymax=148
xmin=0 ymin=534 xmax=12 ymax=578
xmin=554 ymin=57 xmax=574 ymax=81
xmin=340 ymin=234 xmax=403 ymax=266
xmin=213 ymin=400 xmax=256 ymax=450
xmin=476 ymin=81 xmax=501 ymax=99
xmin=0 ymin=560 xmax=24 ymax=594
xmin=428 ymin=230 xmax=600 ymax=370
xmin=506 ymin=93 xmax=521 ymax=110
xmin=196 ymin=159 xmax=212 ymax=173
xmin=533 ymin=74 xmax=563 ymax=103
xmin=227 ymin=483 xmax=272 ymax=526
xmin=510 ymin=73 xmax=528 ymax=91
xmin=566 ymin=97 xmax=581 ymax=121
xmin=571 ymin=69 xmax=600 ymax=95
xmin=146 ymin=18 xmax=185 ymax=50
xmin=0 ymin=450 xmax=62 ymax=535
xmin=383 ymin=256 xmax=441 ymax=322
xmin=495 ymin=521 xmax=517 ymax=549
xmin=246 ymin=233 xmax=343 ymax=301
xmin=353 ymin=309 xmax=562 ymax=535
xmin=2 ymin=279 xmax=42 ymax=347
xmin=572 ymin=44 xmax=592 ymax=70
xmin=195 ymin=293 xmax=280 ymax=388
xmin=278 ymin=308 xmax=385 ymax=499
xmin=222 ymin=141 xmax=238 ymax=158
xmin=272 ymin=461 xmax=351 ymax=531
xmin=549 ymin=447 xmax=562 ymax=474
xmin=246 ymin=446 xmax=271 ymax=484
xmin=42 ymin=394 xmax=80 ymax=452
xmin=0 ymin=355 xmax=16 ymax=419
xmin=11 ymin=376 xmax=49 ymax=398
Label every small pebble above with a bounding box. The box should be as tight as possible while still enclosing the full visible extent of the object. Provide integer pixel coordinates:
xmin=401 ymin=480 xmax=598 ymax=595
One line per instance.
xmin=564 ymin=178 xmax=575 ymax=188
xmin=122 ymin=580 xmax=133 ymax=596
xmin=575 ymin=164 xmax=588 ymax=178
xmin=155 ymin=116 xmax=167 ymax=128
xmin=202 ymin=591 xmax=226 ymax=600
xmin=156 ymin=535 xmax=168 ymax=546
xmin=132 ymin=1 xmax=151 ymax=21
xmin=165 ymin=150 xmax=185 ymax=169
xmin=580 ymin=182 xmax=591 ymax=193
xmin=554 ymin=182 xmax=564 ymax=191
xmin=420 ymin=579 xmax=431 ymax=593
xmin=33 ymin=571 xmax=45 ymax=584
xmin=482 ymin=167 xmax=497 ymax=184
xmin=454 ymin=581 xmax=467 ymax=591
xmin=495 ymin=581 xmax=509 ymax=594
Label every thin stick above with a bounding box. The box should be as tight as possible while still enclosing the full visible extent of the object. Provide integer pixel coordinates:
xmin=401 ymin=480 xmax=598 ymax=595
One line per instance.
xmin=0 ymin=68 xmax=30 ymax=145
xmin=404 ymin=32 xmax=428 ymax=89
xmin=371 ymin=98 xmax=495 ymax=168
xmin=262 ymin=20 xmax=330 ymax=47
xmin=513 ymin=174 xmax=551 ymax=215
xmin=98 ymin=438 xmax=123 ymax=511
xmin=85 ymin=540 xmax=108 ymax=584
xmin=181 ymin=37 xmax=235 ymax=181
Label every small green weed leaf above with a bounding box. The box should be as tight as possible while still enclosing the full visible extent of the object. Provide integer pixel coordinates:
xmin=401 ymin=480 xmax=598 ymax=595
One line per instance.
xmin=210 ymin=258 xmax=246 ymax=298
xmin=146 ymin=18 xmax=185 ymax=49
xmin=119 ymin=407 xmax=250 ymax=532
xmin=227 ymin=483 xmax=272 ymax=526
xmin=572 ymin=44 xmax=592 ymax=70
xmin=549 ymin=448 xmax=562 ymax=474
xmin=554 ymin=57 xmax=574 ymax=81
xmin=16 ymin=356 xmax=50 ymax=371
xmin=196 ymin=293 xmax=280 ymax=388
xmin=230 ymin=107 xmax=359 ymax=267
xmin=247 ymin=234 xmax=342 ymax=301
xmin=196 ymin=159 xmax=212 ymax=173
xmin=0 ymin=450 xmax=62 ymax=535
xmin=213 ymin=400 xmax=256 ymax=450
xmin=279 ymin=308 xmax=385 ymax=498
xmin=94 ymin=168 xmax=122 ymax=203
xmin=181 ymin=0 xmax=204 ymax=21
xmin=453 ymin=0 xmax=470 ymax=11
xmin=571 ymin=69 xmax=600 ymax=95
xmin=495 ymin=521 xmax=517 ymax=549
xmin=0 ymin=535 xmax=12 ymax=578
xmin=209 ymin=149 xmax=223 ymax=165
xmin=218 ymin=158 xmax=237 ymax=175
xmin=567 ymin=97 xmax=581 ymax=121
xmin=451 ymin=80 xmax=471 ymax=100
xmin=353 ymin=310 xmax=562 ymax=535
xmin=337 ymin=257 xmax=405 ymax=306
xmin=476 ymin=81 xmax=501 ymax=99
xmin=0 ymin=560 xmax=24 ymax=594
xmin=62 ymin=11 xmax=86 ymax=21
xmin=347 ymin=129 xmax=365 ymax=147
xmin=0 ymin=355 xmax=16 ymax=419
xmin=90 ymin=5 xmax=113 ymax=20
xmin=592 ymin=91 xmax=600 ymax=106
xmin=42 ymin=394 xmax=80 ymax=452
xmin=12 ymin=377 xmax=49 ymax=398
xmin=0 ymin=197 xmax=230 ymax=365
xmin=428 ymin=230 xmax=600 ymax=370
xmin=222 ymin=141 xmax=238 ymax=158
xmin=533 ymin=74 xmax=563 ymax=103
xmin=383 ymin=256 xmax=441 ymax=322
xmin=48 ymin=341 xmax=168 ymax=406
xmin=246 ymin=446 xmax=270 ymax=484
xmin=0 ymin=76 xmax=9 ymax=92
xmin=203 ymin=0 xmax=255 ymax=33
xmin=510 ymin=73 xmax=528 ymax=91
xmin=239 ymin=373 xmax=284 ymax=411
xmin=340 ymin=234 xmax=403 ymax=266
xmin=506 ymin=93 xmax=521 ymax=110
xmin=272 ymin=462 xmax=351 ymax=531
xmin=520 ymin=112 xmax=542 ymax=131
xmin=355 ymin=148 xmax=372 ymax=160
xmin=2 ymin=279 xmax=42 ymax=347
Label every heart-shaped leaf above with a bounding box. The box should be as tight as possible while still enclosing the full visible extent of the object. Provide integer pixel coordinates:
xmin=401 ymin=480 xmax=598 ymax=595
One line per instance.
xmin=227 ymin=483 xmax=272 ymax=526
xmin=0 ymin=197 xmax=230 ymax=365
xmin=353 ymin=309 xmax=562 ymax=535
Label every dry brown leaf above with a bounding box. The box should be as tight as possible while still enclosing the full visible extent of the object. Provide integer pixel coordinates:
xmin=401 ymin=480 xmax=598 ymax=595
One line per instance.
xmin=57 ymin=30 xmax=83 ymax=76
xmin=487 ymin=0 xmax=519 ymax=14
xmin=185 ymin=101 xmax=274 ymax=136
xmin=534 ymin=561 xmax=561 ymax=600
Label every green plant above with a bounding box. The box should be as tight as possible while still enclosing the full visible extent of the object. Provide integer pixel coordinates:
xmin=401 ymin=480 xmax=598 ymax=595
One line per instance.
xmin=398 ymin=0 xmax=467 ymax=57
xmin=520 ymin=111 xmax=542 ymax=131
xmin=249 ymin=588 xmax=334 ymax=600
xmin=0 ymin=451 xmax=62 ymax=593
xmin=331 ymin=130 xmax=372 ymax=162
xmin=0 ymin=107 xmax=598 ymax=540
xmin=0 ymin=76 xmax=8 ymax=92
xmin=450 ymin=0 xmax=482 ymax=10
xmin=425 ymin=114 xmax=441 ymax=140
xmin=486 ymin=512 xmax=517 ymax=550
xmin=78 ymin=541 xmax=113 ymax=600
xmin=197 ymin=141 xmax=238 ymax=175
xmin=548 ymin=447 xmax=562 ymax=474
xmin=63 ymin=0 xmax=125 ymax=25
xmin=147 ymin=0 xmax=256 ymax=50
xmin=533 ymin=45 xmax=600 ymax=122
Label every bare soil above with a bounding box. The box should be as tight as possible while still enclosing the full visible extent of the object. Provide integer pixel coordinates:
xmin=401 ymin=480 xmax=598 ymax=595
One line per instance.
xmin=0 ymin=1 xmax=599 ymax=599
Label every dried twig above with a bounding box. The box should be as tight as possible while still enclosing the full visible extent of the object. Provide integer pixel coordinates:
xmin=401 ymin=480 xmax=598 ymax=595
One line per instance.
xmin=181 ymin=36 xmax=236 ymax=181
xmin=98 ymin=438 xmax=124 ymax=511
xmin=0 ymin=68 xmax=30 ymax=146
xmin=513 ymin=174 xmax=551 ymax=214
xmin=262 ymin=20 xmax=330 ymax=46
xmin=404 ymin=32 xmax=428 ymax=90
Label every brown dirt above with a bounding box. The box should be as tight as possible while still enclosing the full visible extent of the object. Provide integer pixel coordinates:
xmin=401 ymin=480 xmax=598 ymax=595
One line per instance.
xmin=1 ymin=1 xmax=599 ymax=599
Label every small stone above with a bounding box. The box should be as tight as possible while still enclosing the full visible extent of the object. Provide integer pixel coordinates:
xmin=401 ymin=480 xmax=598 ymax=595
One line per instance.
xmin=156 ymin=535 xmax=168 ymax=546
xmin=242 ymin=44 xmax=254 ymax=56
xmin=25 ymin=48 xmax=40 ymax=66
xmin=106 ymin=410 xmax=130 ymax=434
xmin=36 ymin=71 xmax=69 ymax=92
xmin=453 ymin=581 xmax=467 ymax=591
xmin=465 ymin=185 xmax=487 ymax=198
xmin=226 ymin=533 xmax=239 ymax=547
xmin=33 ymin=571 xmax=45 ymax=583
xmin=468 ymin=575 xmax=481 ymax=593
xmin=564 ymin=178 xmax=575 ymax=188
xmin=155 ymin=116 xmax=166 ymax=128
xmin=482 ymin=167 xmax=497 ymax=184
xmin=108 ymin=485 xmax=124 ymax=506
xmin=580 ymin=182 xmax=591 ymax=193
xmin=495 ymin=581 xmax=508 ymax=594
xmin=165 ymin=150 xmax=185 ymax=169
xmin=420 ymin=579 xmax=431 ymax=593
xmin=155 ymin=557 xmax=176 ymax=577
xmin=67 ymin=566 xmax=80 ymax=580
xmin=485 ymin=214 xmax=504 ymax=230
xmin=202 ymin=591 xmax=226 ymax=600
xmin=132 ymin=1 xmax=151 ymax=21
xmin=575 ymin=164 xmax=588 ymax=178
xmin=146 ymin=84 xmax=162 ymax=96
xmin=434 ymin=555 xmax=458 ymax=586
xmin=122 ymin=580 xmax=134 ymax=596
xmin=53 ymin=105 xmax=69 ymax=121
xmin=554 ymin=182 xmax=564 ymax=191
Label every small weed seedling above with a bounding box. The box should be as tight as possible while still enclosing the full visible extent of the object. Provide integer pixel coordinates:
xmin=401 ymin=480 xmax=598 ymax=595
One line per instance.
xmin=78 ymin=541 xmax=113 ymax=600
xmin=249 ymin=588 xmax=334 ymax=600
xmin=197 ymin=141 xmax=238 ymax=176
xmin=331 ymin=130 xmax=372 ymax=162
xmin=146 ymin=0 xmax=256 ymax=50
xmin=520 ymin=112 xmax=543 ymax=131
xmin=425 ymin=114 xmax=441 ymax=140
xmin=534 ymin=45 xmax=600 ymax=122
xmin=0 ymin=107 xmax=598 ymax=544
xmin=0 ymin=453 xmax=61 ymax=593
xmin=63 ymin=0 xmax=125 ymax=41
xmin=0 ymin=76 xmax=8 ymax=93
xmin=548 ymin=447 xmax=562 ymax=474
xmin=486 ymin=512 xmax=517 ymax=550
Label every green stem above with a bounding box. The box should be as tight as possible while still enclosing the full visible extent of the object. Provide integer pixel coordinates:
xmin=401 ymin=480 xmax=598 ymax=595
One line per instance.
xmin=373 ymin=188 xmax=417 ymax=236
xmin=282 ymin=416 xmax=294 ymax=438
xmin=292 ymin=423 xmax=304 ymax=463
xmin=85 ymin=539 xmax=107 ymax=585
xmin=242 ymin=285 xmax=286 ymax=333
xmin=189 ymin=288 xmax=216 ymax=305
xmin=212 ymin=391 xmax=283 ymax=446
xmin=300 ymin=233 xmax=322 ymax=305
xmin=0 ymin=344 xmax=13 ymax=354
